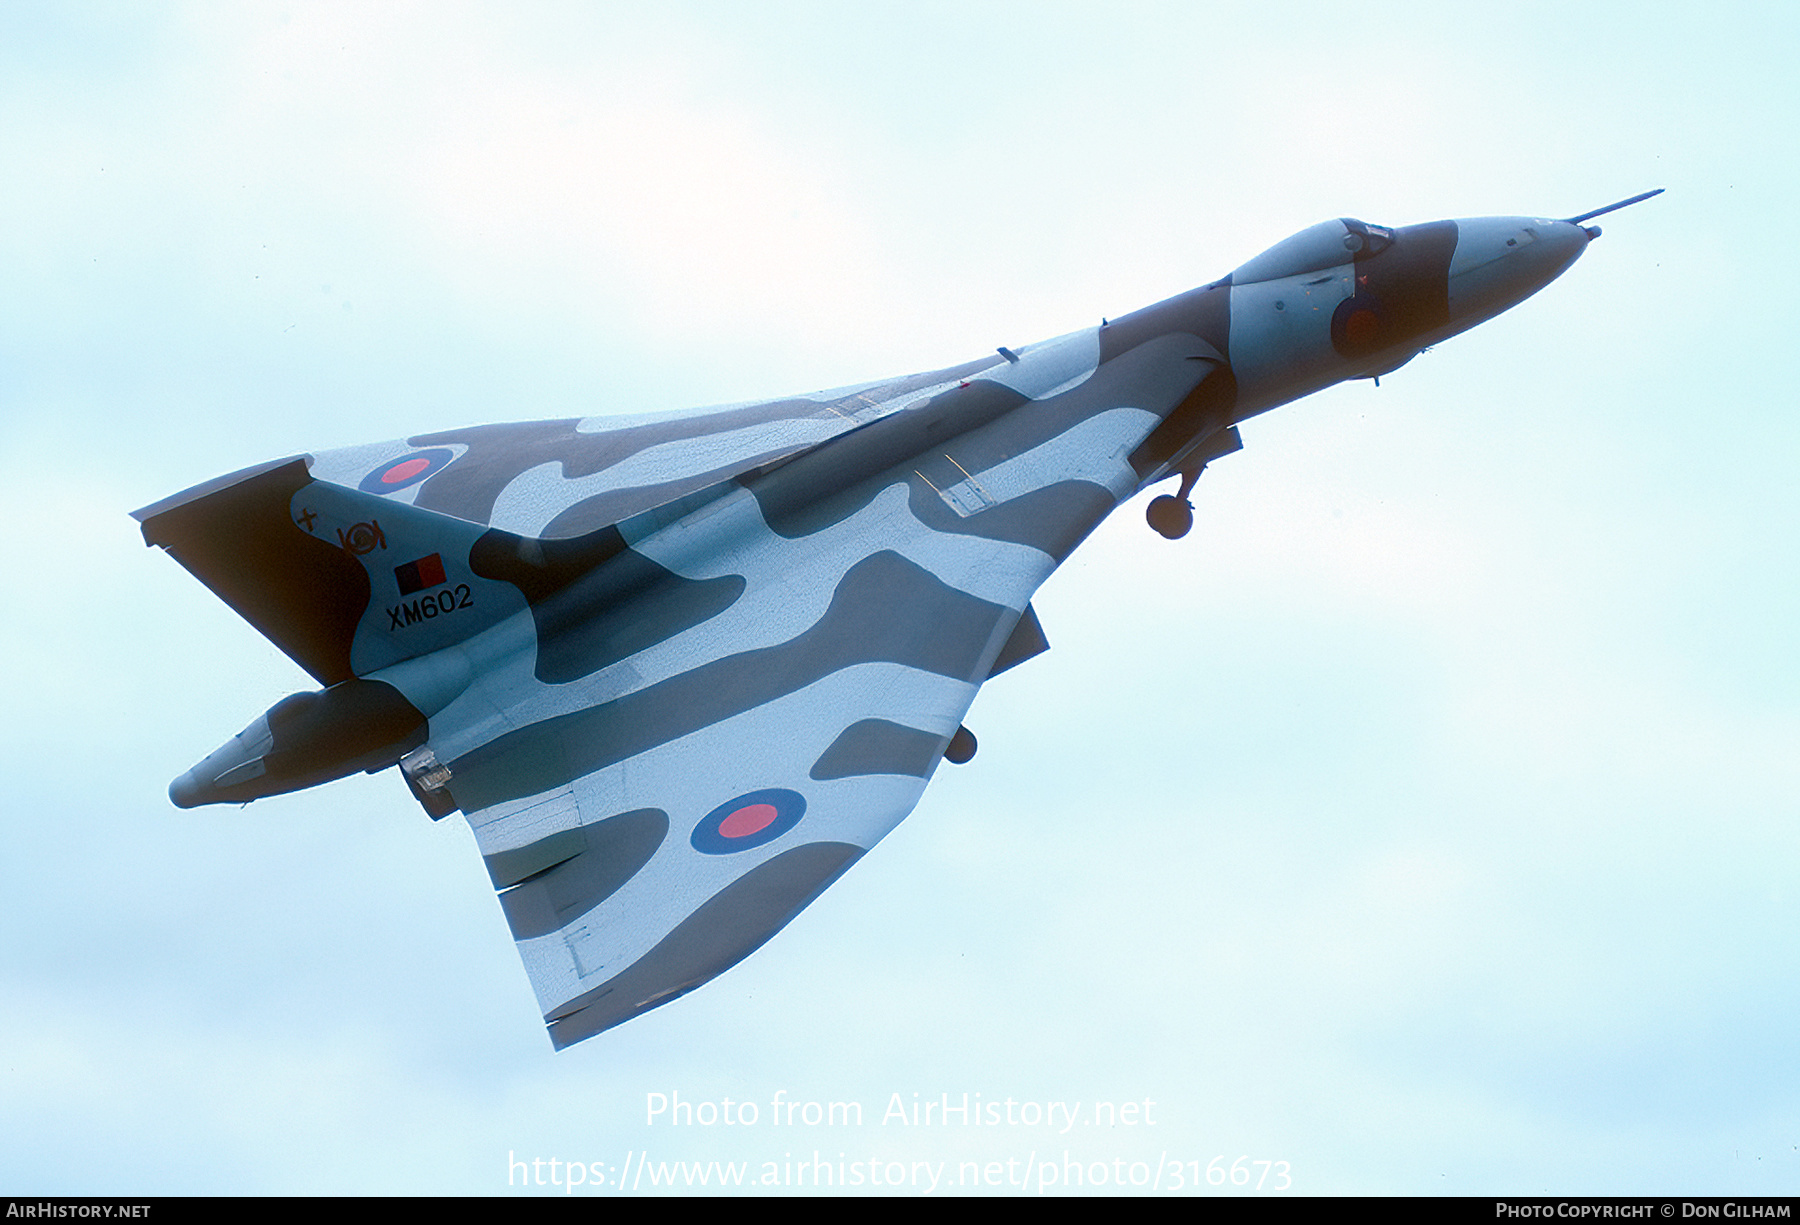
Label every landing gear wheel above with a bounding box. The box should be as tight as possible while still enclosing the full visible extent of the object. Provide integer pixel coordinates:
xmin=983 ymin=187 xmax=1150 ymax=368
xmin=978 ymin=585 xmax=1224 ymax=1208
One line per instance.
xmin=1146 ymin=495 xmax=1194 ymax=540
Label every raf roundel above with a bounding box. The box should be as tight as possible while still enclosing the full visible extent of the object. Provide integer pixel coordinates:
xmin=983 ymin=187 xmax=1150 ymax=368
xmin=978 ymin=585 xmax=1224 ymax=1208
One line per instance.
xmin=690 ymin=788 xmax=807 ymax=855
xmin=358 ymin=447 xmax=457 ymax=494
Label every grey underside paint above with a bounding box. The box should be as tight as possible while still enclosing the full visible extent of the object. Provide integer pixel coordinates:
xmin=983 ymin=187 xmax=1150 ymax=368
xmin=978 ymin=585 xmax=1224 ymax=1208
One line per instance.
xmin=749 ymin=334 xmax=1216 ymax=545
xmin=985 ymin=602 xmax=1048 ymax=677
xmin=453 ymin=338 xmax=1221 ymax=817
xmin=748 ymin=380 xmax=1030 ymax=537
xmin=808 ymin=719 xmax=947 ymax=782
xmin=545 ymin=840 xmax=864 ymax=1048
xmin=496 ymin=808 xmax=671 ymax=941
xmin=446 ymin=550 xmax=1012 ymax=812
xmin=407 ymin=354 xmax=1008 ymax=531
xmin=529 ymin=552 xmax=747 ymax=685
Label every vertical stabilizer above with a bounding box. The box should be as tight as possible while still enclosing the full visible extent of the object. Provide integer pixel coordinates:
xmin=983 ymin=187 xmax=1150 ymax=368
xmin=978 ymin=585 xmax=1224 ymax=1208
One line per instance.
xmin=135 ymin=457 xmax=370 ymax=685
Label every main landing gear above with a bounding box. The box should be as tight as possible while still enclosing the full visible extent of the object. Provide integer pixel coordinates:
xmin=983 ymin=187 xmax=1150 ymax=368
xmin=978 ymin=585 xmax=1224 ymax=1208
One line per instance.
xmin=1146 ymin=474 xmax=1200 ymax=540
xmin=1145 ymin=426 xmax=1242 ymax=541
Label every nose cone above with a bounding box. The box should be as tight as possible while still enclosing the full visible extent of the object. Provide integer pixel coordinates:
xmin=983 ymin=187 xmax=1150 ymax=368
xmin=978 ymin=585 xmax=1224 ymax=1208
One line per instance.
xmin=1446 ymin=216 xmax=1591 ymax=329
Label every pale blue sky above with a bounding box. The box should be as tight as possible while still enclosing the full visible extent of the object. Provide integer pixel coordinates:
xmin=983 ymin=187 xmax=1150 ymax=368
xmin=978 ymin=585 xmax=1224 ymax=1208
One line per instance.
xmin=1 ymin=0 xmax=1795 ymax=1196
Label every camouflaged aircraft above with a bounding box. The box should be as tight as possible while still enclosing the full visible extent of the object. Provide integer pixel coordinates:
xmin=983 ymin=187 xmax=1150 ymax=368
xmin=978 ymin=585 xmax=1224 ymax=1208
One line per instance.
xmin=135 ymin=191 xmax=1660 ymax=1048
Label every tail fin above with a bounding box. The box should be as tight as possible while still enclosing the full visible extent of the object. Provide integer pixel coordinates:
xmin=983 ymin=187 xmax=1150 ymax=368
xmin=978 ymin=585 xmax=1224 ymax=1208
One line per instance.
xmin=136 ymin=456 xmax=528 ymax=682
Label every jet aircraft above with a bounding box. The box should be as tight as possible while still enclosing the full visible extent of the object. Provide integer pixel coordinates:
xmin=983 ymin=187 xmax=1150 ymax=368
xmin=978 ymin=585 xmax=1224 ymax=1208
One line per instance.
xmin=136 ymin=192 xmax=1660 ymax=1048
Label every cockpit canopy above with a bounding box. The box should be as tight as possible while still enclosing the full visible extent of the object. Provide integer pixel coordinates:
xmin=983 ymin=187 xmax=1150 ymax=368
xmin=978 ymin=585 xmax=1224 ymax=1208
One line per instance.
xmin=1231 ymin=218 xmax=1395 ymax=285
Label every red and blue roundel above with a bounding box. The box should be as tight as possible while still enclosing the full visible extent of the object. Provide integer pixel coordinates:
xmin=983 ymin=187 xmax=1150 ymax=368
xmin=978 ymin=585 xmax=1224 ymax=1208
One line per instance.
xmin=690 ymin=788 xmax=806 ymax=855
xmin=359 ymin=447 xmax=457 ymax=494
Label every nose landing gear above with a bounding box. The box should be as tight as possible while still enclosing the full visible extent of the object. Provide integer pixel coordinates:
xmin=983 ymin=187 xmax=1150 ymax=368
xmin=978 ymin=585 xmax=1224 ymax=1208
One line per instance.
xmin=1146 ymin=426 xmax=1241 ymax=540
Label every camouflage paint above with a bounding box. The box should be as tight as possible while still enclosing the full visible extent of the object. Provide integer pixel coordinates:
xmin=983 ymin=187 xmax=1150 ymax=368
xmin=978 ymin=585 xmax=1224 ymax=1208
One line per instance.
xmin=138 ymin=208 xmax=1612 ymax=1046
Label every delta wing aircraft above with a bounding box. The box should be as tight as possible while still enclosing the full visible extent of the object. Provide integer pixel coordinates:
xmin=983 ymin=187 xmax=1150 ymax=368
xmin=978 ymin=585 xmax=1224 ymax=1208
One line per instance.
xmin=137 ymin=192 xmax=1660 ymax=1048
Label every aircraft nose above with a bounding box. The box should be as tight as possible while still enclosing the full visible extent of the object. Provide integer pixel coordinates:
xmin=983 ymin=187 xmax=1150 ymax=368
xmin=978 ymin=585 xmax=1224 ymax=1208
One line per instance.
xmin=1446 ymin=216 xmax=1591 ymax=328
